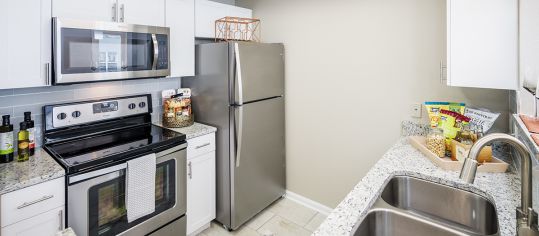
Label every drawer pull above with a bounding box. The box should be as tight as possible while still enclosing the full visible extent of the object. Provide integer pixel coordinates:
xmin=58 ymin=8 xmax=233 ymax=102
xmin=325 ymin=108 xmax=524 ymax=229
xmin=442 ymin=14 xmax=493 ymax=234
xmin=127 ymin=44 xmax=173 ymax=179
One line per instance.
xmin=58 ymin=209 xmax=63 ymax=231
xmin=16 ymin=195 xmax=54 ymax=209
xmin=195 ymin=143 xmax=211 ymax=149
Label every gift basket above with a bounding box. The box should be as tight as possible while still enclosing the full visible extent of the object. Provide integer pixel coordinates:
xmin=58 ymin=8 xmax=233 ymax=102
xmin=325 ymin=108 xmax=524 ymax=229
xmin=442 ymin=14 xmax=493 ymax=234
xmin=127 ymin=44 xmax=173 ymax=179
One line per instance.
xmin=162 ymin=88 xmax=194 ymax=128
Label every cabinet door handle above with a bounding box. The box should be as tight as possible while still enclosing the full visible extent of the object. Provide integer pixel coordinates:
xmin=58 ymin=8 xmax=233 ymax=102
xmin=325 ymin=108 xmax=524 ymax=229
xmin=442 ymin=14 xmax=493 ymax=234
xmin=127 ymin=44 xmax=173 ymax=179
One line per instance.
xmin=195 ymin=143 xmax=211 ymax=149
xmin=188 ymin=161 xmax=192 ymax=179
xmin=112 ymin=3 xmax=117 ymax=22
xmin=440 ymin=60 xmax=447 ymax=83
xmin=58 ymin=209 xmax=63 ymax=231
xmin=119 ymin=4 xmax=125 ymax=22
xmin=17 ymin=195 xmax=54 ymax=209
xmin=45 ymin=63 xmax=50 ymax=85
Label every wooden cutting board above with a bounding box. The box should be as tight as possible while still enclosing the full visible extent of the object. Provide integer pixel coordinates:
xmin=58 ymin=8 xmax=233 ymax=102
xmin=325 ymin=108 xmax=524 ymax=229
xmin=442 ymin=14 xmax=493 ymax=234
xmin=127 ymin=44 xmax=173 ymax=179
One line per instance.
xmin=409 ymin=136 xmax=509 ymax=173
xmin=520 ymin=114 xmax=539 ymax=134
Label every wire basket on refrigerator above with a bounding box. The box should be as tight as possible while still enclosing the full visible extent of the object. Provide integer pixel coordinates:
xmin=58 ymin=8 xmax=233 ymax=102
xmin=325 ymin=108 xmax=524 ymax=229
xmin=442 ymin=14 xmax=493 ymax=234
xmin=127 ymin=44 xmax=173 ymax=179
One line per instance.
xmin=215 ymin=16 xmax=261 ymax=42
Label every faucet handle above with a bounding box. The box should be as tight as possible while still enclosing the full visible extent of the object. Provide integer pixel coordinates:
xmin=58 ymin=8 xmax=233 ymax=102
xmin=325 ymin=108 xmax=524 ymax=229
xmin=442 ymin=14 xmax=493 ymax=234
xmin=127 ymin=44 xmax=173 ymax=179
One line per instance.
xmin=517 ymin=207 xmax=539 ymax=231
xmin=528 ymin=207 xmax=538 ymax=230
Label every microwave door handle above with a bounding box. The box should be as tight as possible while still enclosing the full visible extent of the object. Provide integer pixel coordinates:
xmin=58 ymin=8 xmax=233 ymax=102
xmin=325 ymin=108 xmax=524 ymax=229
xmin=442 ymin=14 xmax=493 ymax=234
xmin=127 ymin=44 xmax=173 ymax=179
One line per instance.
xmin=152 ymin=33 xmax=158 ymax=70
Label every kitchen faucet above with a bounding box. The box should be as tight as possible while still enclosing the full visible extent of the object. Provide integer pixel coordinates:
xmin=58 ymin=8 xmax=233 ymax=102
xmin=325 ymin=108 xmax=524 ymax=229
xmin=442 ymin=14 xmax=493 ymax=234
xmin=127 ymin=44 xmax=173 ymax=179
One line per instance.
xmin=459 ymin=133 xmax=539 ymax=235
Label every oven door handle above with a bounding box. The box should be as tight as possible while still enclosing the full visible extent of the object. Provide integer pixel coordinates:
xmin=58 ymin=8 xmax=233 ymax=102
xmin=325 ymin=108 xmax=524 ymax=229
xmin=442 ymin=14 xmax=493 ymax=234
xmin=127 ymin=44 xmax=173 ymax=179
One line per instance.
xmin=69 ymin=163 xmax=126 ymax=184
xmin=152 ymin=33 xmax=158 ymax=70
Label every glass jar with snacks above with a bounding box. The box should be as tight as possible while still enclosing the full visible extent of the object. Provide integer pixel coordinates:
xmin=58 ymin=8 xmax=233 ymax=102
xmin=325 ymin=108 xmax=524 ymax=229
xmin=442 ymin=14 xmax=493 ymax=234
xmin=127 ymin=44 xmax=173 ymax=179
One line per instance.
xmin=426 ymin=127 xmax=445 ymax=158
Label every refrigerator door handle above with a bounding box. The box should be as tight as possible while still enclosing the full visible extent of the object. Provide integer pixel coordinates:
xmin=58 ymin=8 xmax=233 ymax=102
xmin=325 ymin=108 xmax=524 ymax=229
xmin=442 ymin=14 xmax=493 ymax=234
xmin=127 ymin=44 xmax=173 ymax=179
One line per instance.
xmin=234 ymin=43 xmax=244 ymax=105
xmin=235 ymin=106 xmax=244 ymax=167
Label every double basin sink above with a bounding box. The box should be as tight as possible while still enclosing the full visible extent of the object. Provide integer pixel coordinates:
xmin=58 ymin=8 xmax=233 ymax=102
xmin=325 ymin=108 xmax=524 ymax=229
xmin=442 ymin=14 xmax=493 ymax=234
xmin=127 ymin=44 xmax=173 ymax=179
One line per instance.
xmin=352 ymin=176 xmax=499 ymax=236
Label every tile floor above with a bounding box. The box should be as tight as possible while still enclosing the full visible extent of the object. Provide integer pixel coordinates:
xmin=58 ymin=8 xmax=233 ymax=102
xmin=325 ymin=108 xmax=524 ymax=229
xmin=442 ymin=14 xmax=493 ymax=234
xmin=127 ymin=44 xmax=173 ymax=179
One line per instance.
xmin=198 ymin=198 xmax=328 ymax=236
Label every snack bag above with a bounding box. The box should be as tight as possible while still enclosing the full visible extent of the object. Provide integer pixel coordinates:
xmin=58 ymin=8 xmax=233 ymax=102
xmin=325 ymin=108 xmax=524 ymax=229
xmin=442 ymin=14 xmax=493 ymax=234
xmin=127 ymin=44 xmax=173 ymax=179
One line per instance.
xmin=448 ymin=102 xmax=465 ymax=115
xmin=439 ymin=109 xmax=471 ymax=156
xmin=425 ymin=102 xmax=449 ymax=128
xmin=464 ymin=108 xmax=500 ymax=133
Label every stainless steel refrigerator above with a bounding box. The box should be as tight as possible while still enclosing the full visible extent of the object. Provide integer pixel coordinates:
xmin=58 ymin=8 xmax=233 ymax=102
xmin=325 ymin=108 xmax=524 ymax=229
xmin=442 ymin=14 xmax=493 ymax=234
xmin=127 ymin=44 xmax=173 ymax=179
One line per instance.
xmin=183 ymin=42 xmax=286 ymax=230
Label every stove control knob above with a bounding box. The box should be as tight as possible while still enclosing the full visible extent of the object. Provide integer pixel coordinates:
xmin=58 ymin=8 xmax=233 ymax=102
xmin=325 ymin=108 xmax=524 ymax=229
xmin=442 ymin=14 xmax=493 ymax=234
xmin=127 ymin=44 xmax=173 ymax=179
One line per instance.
xmin=72 ymin=111 xmax=81 ymax=118
xmin=128 ymin=103 xmax=136 ymax=109
xmin=138 ymin=102 xmax=146 ymax=108
xmin=57 ymin=113 xmax=67 ymax=120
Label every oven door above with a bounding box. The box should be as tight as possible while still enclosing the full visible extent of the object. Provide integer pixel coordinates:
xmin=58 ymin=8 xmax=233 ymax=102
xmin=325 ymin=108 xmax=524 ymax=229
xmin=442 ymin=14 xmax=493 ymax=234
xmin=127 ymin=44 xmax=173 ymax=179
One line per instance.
xmin=67 ymin=145 xmax=186 ymax=236
xmin=53 ymin=18 xmax=170 ymax=85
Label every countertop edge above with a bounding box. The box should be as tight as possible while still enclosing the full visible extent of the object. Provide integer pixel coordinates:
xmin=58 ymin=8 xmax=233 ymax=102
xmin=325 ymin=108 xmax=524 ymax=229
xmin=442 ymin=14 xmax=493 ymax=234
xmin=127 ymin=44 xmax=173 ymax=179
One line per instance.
xmin=313 ymin=137 xmax=519 ymax=236
xmin=155 ymin=122 xmax=217 ymax=140
xmin=0 ymin=149 xmax=65 ymax=195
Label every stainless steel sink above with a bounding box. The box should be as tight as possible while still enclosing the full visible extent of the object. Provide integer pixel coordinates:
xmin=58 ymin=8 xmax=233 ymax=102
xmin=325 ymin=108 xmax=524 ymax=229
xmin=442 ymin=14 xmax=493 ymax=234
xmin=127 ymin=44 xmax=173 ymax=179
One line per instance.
xmin=352 ymin=176 xmax=500 ymax=236
xmin=353 ymin=209 xmax=468 ymax=236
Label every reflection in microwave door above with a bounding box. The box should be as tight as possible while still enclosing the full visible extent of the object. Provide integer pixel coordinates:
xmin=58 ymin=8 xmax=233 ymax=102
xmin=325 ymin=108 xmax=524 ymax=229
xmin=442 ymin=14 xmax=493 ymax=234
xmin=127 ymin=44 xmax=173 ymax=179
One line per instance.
xmin=94 ymin=31 xmax=104 ymax=40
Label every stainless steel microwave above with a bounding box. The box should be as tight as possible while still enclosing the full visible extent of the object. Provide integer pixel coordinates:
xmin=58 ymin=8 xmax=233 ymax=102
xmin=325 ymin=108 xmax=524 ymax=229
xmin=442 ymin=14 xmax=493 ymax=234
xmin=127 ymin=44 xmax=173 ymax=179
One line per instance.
xmin=53 ymin=18 xmax=170 ymax=85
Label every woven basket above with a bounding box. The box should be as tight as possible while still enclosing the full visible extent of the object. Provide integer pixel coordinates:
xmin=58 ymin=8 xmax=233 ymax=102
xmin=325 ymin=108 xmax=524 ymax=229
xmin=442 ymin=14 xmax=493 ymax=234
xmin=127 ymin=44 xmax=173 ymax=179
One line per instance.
xmin=163 ymin=113 xmax=194 ymax=128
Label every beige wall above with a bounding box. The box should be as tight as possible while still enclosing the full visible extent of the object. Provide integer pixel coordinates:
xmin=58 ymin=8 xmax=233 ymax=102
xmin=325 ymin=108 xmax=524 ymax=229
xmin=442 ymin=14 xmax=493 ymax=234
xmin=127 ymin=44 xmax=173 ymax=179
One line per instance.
xmin=237 ymin=0 xmax=510 ymax=207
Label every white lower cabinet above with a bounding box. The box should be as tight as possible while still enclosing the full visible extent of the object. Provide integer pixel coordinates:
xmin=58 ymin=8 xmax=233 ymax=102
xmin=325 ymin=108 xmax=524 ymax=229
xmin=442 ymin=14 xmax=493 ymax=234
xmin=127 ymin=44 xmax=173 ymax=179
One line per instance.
xmin=1 ymin=177 xmax=65 ymax=236
xmin=186 ymin=133 xmax=216 ymax=235
xmin=1 ymin=206 xmax=64 ymax=236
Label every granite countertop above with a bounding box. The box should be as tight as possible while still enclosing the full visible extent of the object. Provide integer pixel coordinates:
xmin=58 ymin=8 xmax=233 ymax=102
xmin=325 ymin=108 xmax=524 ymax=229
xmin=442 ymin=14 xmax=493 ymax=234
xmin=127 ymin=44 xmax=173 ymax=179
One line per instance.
xmin=0 ymin=148 xmax=65 ymax=195
xmin=157 ymin=122 xmax=217 ymax=140
xmin=314 ymin=137 xmax=520 ymax=236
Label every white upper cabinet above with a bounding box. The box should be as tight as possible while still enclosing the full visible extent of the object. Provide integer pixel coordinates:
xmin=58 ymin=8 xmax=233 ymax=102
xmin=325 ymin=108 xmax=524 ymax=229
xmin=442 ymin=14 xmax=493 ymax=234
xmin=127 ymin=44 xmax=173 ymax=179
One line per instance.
xmin=195 ymin=0 xmax=252 ymax=38
xmin=52 ymin=0 xmax=117 ymax=22
xmin=166 ymin=0 xmax=195 ymax=77
xmin=53 ymin=0 xmax=165 ymax=26
xmin=117 ymin=0 xmax=165 ymax=26
xmin=447 ymin=0 xmax=518 ymax=90
xmin=0 ymin=0 xmax=52 ymax=89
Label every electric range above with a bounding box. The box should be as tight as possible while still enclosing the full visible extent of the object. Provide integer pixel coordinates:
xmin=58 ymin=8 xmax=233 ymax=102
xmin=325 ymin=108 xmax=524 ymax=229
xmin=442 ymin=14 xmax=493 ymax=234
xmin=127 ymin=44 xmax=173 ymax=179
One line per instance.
xmin=43 ymin=94 xmax=188 ymax=236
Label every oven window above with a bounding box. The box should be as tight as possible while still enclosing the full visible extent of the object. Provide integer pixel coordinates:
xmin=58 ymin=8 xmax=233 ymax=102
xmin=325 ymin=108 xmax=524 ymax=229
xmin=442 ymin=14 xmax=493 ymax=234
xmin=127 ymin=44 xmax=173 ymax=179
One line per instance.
xmin=88 ymin=159 xmax=176 ymax=236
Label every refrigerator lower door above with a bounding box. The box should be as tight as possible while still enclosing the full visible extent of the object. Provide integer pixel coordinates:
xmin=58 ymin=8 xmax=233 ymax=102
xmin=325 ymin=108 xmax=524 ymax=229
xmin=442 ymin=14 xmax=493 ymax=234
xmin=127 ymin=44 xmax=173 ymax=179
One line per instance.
xmin=230 ymin=96 xmax=286 ymax=229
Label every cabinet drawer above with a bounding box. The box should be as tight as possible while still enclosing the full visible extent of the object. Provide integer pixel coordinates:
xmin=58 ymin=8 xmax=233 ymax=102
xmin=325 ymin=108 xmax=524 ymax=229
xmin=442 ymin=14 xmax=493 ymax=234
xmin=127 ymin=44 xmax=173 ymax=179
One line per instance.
xmin=1 ymin=177 xmax=65 ymax=227
xmin=1 ymin=206 xmax=64 ymax=236
xmin=187 ymin=133 xmax=215 ymax=159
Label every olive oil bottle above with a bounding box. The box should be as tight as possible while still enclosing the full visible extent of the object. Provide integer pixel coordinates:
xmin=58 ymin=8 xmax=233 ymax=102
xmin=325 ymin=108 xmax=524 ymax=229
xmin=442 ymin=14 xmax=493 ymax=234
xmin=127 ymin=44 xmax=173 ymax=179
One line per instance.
xmin=17 ymin=122 xmax=29 ymax=162
xmin=0 ymin=115 xmax=14 ymax=163
xmin=24 ymin=112 xmax=35 ymax=156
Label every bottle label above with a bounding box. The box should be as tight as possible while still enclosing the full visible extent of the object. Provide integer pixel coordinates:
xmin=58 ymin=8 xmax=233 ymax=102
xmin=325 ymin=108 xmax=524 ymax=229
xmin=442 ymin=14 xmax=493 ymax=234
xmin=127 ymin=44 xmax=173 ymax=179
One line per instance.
xmin=18 ymin=141 xmax=29 ymax=149
xmin=28 ymin=128 xmax=35 ymax=149
xmin=0 ymin=132 xmax=14 ymax=155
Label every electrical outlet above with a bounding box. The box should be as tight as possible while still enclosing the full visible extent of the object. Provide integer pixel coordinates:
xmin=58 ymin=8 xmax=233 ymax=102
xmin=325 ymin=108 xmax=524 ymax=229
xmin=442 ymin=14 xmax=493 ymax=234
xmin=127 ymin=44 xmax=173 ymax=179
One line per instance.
xmin=411 ymin=103 xmax=422 ymax=118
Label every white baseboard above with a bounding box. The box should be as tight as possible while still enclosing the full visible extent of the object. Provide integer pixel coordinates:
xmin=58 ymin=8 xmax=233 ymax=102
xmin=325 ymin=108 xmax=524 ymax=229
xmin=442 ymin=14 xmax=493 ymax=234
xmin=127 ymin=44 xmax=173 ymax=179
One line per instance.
xmin=284 ymin=190 xmax=333 ymax=216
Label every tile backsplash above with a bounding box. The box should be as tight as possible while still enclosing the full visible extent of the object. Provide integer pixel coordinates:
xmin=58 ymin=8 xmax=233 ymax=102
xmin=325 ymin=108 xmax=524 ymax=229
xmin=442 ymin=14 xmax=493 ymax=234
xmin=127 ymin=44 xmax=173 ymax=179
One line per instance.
xmin=0 ymin=77 xmax=182 ymax=148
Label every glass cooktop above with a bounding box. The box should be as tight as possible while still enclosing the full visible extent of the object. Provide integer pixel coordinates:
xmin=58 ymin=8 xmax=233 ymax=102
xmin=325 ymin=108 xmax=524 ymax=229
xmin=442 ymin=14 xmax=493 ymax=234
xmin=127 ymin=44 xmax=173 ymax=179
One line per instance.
xmin=44 ymin=124 xmax=185 ymax=173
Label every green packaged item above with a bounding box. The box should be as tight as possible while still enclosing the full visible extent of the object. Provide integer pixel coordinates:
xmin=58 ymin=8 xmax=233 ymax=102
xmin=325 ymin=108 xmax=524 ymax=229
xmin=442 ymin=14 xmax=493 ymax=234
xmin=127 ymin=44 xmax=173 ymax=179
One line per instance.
xmin=448 ymin=102 xmax=465 ymax=115
xmin=438 ymin=109 xmax=471 ymax=157
xmin=425 ymin=102 xmax=449 ymax=128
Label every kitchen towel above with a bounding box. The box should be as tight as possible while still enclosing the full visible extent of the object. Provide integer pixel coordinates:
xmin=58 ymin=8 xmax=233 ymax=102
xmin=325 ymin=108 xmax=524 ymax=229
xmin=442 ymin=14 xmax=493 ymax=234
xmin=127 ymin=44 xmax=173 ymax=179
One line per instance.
xmin=126 ymin=153 xmax=156 ymax=223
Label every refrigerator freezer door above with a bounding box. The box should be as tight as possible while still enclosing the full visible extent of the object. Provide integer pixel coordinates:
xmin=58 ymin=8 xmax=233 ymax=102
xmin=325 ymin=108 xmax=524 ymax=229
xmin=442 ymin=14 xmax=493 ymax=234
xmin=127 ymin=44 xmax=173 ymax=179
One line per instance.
xmin=230 ymin=97 xmax=286 ymax=229
xmin=233 ymin=42 xmax=284 ymax=105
